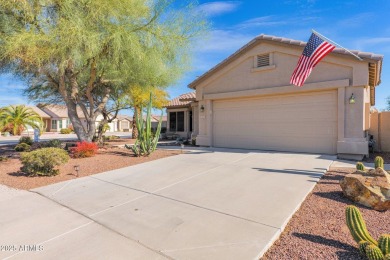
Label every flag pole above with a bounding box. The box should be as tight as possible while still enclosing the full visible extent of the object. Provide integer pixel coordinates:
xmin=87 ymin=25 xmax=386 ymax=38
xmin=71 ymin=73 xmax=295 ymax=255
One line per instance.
xmin=311 ymin=29 xmax=363 ymax=61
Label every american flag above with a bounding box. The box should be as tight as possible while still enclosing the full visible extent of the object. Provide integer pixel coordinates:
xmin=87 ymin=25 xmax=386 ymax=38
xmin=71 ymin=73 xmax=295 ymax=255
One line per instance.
xmin=290 ymin=33 xmax=335 ymax=87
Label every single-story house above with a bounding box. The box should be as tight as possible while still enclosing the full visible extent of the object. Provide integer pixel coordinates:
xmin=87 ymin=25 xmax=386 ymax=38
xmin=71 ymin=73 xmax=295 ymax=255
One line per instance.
xmin=117 ymin=115 xmax=132 ymax=132
xmin=171 ymin=34 xmax=383 ymax=160
xmin=37 ymin=104 xmax=118 ymax=132
xmin=165 ymin=92 xmax=197 ymax=139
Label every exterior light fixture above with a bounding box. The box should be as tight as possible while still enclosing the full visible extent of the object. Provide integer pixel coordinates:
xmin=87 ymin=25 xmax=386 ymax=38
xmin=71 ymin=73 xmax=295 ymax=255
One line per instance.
xmin=74 ymin=165 xmax=80 ymax=177
xmin=200 ymin=105 xmax=205 ymax=112
xmin=349 ymin=93 xmax=356 ymax=104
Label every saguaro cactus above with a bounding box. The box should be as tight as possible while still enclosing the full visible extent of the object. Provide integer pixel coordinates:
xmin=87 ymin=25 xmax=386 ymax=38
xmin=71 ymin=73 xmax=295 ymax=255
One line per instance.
xmin=374 ymin=156 xmax=384 ymax=169
xmin=345 ymin=206 xmax=377 ymax=245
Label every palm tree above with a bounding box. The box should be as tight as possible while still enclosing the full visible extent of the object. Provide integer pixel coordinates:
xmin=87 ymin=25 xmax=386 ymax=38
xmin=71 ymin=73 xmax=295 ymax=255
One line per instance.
xmin=0 ymin=105 xmax=43 ymax=136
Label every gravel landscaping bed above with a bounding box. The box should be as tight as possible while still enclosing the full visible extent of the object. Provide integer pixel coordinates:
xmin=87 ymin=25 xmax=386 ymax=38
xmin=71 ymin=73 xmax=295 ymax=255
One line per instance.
xmin=262 ymin=168 xmax=390 ymax=260
xmin=0 ymin=147 xmax=180 ymax=190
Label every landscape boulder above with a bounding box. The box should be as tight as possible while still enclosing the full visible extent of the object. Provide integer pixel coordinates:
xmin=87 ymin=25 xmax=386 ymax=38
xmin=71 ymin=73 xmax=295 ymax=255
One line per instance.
xmin=340 ymin=167 xmax=390 ymax=211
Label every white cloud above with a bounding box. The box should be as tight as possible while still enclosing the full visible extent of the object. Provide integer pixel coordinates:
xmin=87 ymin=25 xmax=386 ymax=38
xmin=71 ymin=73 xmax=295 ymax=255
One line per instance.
xmin=337 ymin=13 xmax=374 ymax=28
xmin=236 ymin=16 xmax=287 ymax=29
xmin=195 ymin=29 xmax=254 ymax=53
xmin=197 ymin=1 xmax=241 ymax=17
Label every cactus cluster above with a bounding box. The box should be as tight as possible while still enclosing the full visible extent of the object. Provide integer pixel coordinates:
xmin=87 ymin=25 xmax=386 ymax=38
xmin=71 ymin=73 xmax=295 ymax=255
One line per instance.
xmin=379 ymin=235 xmax=390 ymax=255
xmin=375 ymin=156 xmax=384 ymax=169
xmin=125 ymin=93 xmax=162 ymax=157
xmin=356 ymin=162 xmax=366 ymax=171
xmin=346 ymin=206 xmax=390 ymax=260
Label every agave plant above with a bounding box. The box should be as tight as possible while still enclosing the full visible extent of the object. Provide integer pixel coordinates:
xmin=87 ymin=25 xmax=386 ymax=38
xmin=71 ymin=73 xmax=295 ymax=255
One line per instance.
xmin=0 ymin=105 xmax=43 ymax=136
xmin=126 ymin=93 xmax=162 ymax=157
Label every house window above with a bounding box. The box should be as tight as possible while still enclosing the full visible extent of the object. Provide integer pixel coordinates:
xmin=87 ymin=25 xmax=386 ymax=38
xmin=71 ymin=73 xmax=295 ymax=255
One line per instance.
xmin=51 ymin=120 xmax=57 ymax=129
xmin=58 ymin=120 xmax=63 ymax=129
xmin=169 ymin=111 xmax=185 ymax=132
xmin=256 ymin=54 xmax=270 ymax=67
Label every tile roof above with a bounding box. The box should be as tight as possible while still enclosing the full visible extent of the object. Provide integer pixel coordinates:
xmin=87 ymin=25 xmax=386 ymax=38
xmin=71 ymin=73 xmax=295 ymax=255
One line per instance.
xmin=165 ymin=92 xmax=196 ymax=108
xmin=117 ymin=115 xmax=132 ymax=121
xmin=24 ymin=105 xmax=51 ymax=118
xmin=189 ymin=34 xmax=383 ymax=89
xmin=38 ymin=104 xmax=85 ymax=118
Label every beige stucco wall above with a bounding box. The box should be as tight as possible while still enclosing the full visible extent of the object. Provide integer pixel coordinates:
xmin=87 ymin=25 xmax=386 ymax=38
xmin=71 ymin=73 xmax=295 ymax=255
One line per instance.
xmin=194 ymin=40 xmax=374 ymax=158
xmin=370 ymin=111 xmax=390 ymax=152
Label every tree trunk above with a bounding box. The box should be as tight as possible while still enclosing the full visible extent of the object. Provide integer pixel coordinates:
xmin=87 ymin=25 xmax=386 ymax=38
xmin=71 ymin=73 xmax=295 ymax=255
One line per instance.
xmin=132 ymin=107 xmax=140 ymax=139
xmin=95 ymin=121 xmax=106 ymax=145
xmin=66 ymin=101 xmax=90 ymax=142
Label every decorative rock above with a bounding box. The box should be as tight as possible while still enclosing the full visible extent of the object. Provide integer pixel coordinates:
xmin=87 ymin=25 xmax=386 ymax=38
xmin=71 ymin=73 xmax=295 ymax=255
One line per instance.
xmin=340 ymin=168 xmax=390 ymax=211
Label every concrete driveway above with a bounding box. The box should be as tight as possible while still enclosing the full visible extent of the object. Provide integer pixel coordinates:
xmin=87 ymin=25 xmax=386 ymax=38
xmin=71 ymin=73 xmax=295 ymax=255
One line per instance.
xmin=0 ymin=148 xmax=334 ymax=260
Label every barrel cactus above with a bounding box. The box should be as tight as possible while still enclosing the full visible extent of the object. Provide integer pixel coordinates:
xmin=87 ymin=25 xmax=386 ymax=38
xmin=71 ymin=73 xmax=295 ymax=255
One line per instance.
xmin=356 ymin=162 xmax=366 ymax=171
xmin=345 ymin=206 xmax=377 ymax=245
xmin=379 ymin=235 xmax=390 ymax=255
xmin=360 ymin=241 xmax=372 ymax=255
xmin=374 ymin=156 xmax=384 ymax=169
xmin=366 ymin=244 xmax=385 ymax=260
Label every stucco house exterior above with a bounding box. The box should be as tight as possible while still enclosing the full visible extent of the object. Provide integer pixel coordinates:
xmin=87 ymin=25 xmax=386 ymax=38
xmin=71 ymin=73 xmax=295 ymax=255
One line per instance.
xmin=165 ymin=92 xmax=198 ymax=139
xmin=37 ymin=104 xmax=119 ymax=132
xmin=179 ymin=34 xmax=383 ymax=160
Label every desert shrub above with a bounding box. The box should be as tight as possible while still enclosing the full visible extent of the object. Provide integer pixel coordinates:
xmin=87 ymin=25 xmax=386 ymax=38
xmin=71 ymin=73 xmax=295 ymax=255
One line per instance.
xmin=19 ymin=136 xmax=33 ymax=145
xmin=15 ymin=143 xmax=31 ymax=152
xmin=46 ymin=139 xmax=63 ymax=148
xmin=60 ymin=128 xmax=72 ymax=134
xmin=71 ymin=141 xmax=98 ymax=158
xmin=103 ymin=135 xmax=119 ymax=141
xmin=20 ymin=148 xmax=69 ymax=176
xmin=0 ymin=156 xmax=8 ymax=162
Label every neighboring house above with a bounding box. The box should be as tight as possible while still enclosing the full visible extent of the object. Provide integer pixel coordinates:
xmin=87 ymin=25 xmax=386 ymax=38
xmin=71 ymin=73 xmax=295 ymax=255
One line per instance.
xmin=25 ymin=105 xmax=51 ymax=132
xmin=165 ymin=92 xmax=198 ymax=139
xmin=37 ymin=104 xmax=118 ymax=132
xmin=117 ymin=115 xmax=132 ymax=132
xmin=183 ymin=34 xmax=383 ymax=160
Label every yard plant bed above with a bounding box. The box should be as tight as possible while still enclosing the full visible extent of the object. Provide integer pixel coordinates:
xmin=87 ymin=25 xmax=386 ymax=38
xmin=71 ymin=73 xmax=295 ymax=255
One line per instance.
xmin=262 ymin=168 xmax=390 ymax=260
xmin=0 ymin=147 xmax=180 ymax=190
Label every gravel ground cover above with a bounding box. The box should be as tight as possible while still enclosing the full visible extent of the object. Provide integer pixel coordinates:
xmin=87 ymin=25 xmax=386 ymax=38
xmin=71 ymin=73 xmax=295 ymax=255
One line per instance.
xmin=263 ymin=168 xmax=390 ymax=260
xmin=0 ymin=146 xmax=180 ymax=190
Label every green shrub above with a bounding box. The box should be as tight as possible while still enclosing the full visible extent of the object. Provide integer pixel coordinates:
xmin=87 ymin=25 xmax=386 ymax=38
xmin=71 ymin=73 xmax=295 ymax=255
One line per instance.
xmin=60 ymin=128 xmax=72 ymax=134
xmin=20 ymin=148 xmax=69 ymax=176
xmin=15 ymin=143 xmax=31 ymax=152
xmin=19 ymin=136 xmax=33 ymax=145
xmin=46 ymin=139 xmax=63 ymax=148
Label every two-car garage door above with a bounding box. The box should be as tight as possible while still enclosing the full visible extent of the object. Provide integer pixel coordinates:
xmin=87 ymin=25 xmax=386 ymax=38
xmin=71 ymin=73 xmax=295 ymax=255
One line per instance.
xmin=212 ymin=91 xmax=338 ymax=154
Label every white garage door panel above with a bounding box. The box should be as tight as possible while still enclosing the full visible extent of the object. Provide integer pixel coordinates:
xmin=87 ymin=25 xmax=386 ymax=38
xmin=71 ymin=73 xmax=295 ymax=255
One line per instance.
xmin=213 ymin=91 xmax=337 ymax=154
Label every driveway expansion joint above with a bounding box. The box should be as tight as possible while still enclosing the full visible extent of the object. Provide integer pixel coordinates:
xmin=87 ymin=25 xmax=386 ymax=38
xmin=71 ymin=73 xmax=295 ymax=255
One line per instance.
xmin=29 ymin=190 xmax=173 ymax=260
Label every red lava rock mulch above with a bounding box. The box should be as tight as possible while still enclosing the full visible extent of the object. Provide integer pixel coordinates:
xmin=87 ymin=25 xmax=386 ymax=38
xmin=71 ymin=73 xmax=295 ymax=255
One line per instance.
xmin=262 ymin=168 xmax=390 ymax=260
xmin=0 ymin=147 xmax=180 ymax=190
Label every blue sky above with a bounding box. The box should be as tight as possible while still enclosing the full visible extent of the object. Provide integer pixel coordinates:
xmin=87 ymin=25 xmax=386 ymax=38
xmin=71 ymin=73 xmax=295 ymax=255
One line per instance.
xmin=2 ymin=0 xmax=390 ymax=111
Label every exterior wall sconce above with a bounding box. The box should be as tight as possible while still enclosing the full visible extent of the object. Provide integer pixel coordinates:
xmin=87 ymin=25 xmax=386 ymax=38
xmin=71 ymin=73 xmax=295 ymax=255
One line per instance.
xmin=200 ymin=105 xmax=205 ymax=112
xmin=349 ymin=93 xmax=356 ymax=104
